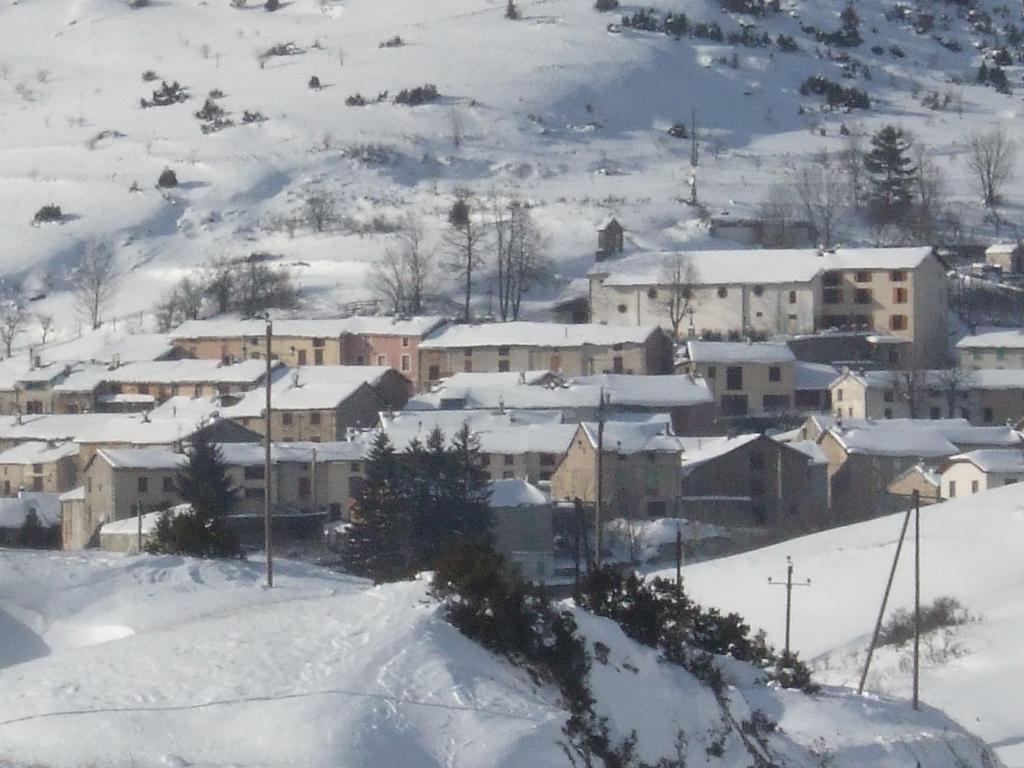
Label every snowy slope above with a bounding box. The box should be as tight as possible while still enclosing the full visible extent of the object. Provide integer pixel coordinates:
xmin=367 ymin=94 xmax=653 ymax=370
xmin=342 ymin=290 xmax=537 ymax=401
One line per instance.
xmin=0 ymin=0 xmax=1020 ymax=336
xmin=658 ymin=483 xmax=1024 ymax=768
xmin=0 ymin=549 xmax=999 ymax=768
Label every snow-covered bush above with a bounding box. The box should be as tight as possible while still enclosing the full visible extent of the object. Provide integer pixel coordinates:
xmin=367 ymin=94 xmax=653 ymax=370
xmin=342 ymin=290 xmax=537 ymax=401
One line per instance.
xmin=394 ymin=84 xmax=440 ymax=106
xmin=157 ymin=168 xmax=178 ymax=188
xmin=32 ymin=204 xmax=62 ymax=225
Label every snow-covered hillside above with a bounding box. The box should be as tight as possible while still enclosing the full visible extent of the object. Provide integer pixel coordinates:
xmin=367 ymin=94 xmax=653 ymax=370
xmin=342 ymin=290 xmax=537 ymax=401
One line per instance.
xmin=664 ymin=483 xmax=1024 ymax=768
xmin=0 ymin=549 xmax=1000 ymax=768
xmin=0 ymin=0 xmax=1021 ymax=335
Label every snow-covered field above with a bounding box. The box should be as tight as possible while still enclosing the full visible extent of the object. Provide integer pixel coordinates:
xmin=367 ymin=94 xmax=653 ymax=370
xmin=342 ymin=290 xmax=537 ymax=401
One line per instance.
xmin=0 ymin=0 xmax=1021 ymax=337
xmin=663 ymin=482 xmax=1024 ymax=768
xmin=0 ymin=547 xmax=999 ymax=768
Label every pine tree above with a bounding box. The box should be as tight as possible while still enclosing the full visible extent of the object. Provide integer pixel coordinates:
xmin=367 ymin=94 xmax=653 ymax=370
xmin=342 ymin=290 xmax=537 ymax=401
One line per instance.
xmin=342 ymin=432 xmax=413 ymax=582
xmin=864 ymin=125 xmax=916 ymax=223
xmin=447 ymin=423 xmax=492 ymax=547
xmin=148 ymin=428 xmax=239 ymax=558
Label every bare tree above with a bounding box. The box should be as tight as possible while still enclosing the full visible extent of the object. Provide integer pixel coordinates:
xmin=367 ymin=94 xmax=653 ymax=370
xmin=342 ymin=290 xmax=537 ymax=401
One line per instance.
xmin=505 ymin=204 xmax=551 ymax=321
xmin=968 ymin=127 xmax=1017 ymax=208
xmin=443 ymin=190 xmax=486 ymax=320
xmin=305 ymin=194 xmax=336 ymax=232
xmin=204 ymin=257 xmax=236 ymax=314
xmin=373 ymin=215 xmax=435 ymax=315
xmin=794 ymin=152 xmax=848 ymax=247
xmin=72 ymin=243 xmax=120 ymax=330
xmin=757 ymin=183 xmax=801 ymax=247
xmin=35 ymin=312 xmax=55 ymax=345
xmin=935 ymin=366 xmax=977 ymax=419
xmin=662 ymin=253 xmax=699 ymax=339
xmin=448 ymin=109 xmax=464 ymax=148
xmin=0 ymin=308 xmax=25 ymax=357
xmin=840 ymin=129 xmax=865 ymax=208
xmin=908 ymin=144 xmax=946 ymax=243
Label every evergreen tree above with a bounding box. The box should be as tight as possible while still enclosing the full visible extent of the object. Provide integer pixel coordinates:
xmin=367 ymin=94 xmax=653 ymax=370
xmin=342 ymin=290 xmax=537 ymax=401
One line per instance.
xmin=864 ymin=125 xmax=916 ymax=223
xmin=147 ymin=428 xmax=239 ymax=558
xmin=342 ymin=432 xmax=413 ymax=582
xmin=447 ymin=423 xmax=492 ymax=546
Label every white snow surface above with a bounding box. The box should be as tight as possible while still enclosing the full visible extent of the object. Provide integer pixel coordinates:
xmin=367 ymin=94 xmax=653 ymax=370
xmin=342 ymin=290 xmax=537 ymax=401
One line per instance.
xmin=655 ymin=482 xmax=1024 ymax=768
xmin=0 ymin=549 xmax=1001 ymax=768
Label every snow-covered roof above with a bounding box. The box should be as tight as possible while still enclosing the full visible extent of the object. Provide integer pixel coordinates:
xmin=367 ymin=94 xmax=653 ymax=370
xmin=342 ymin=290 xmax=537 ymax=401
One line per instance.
xmin=956 ymin=327 xmax=1024 ymax=350
xmin=579 ymin=420 xmax=683 ymax=454
xmin=0 ymin=441 xmax=78 ymax=465
xmin=780 ymin=439 xmax=828 ymax=465
xmin=591 ymin=247 xmax=934 ymax=287
xmin=794 ymin=361 xmax=840 ymax=391
xmin=837 ymin=368 xmax=1024 ymax=391
xmin=381 ymin=410 xmax=574 ymax=455
xmin=0 ymin=492 xmax=60 ymax=528
xmin=568 ymin=374 xmax=713 ymax=407
xmin=97 ymin=448 xmax=186 ymax=470
xmin=827 ymin=419 xmax=1021 ymax=457
xmin=944 ymin=449 xmax=1024 ymax=475
xmin=488 ymin=478 xmax=549 ymax=508
xmin=420 ymin=321 xmax=661 ymax=349
xmin=684 ymin=341 xmax=795 ymax=365
xmin=97 ymin=440 xmax=369 ymax=470
xmin=986 ymin=243 xmax=1021 ymax=255
xmin=102 ymin=359 xmax=276 ymax=385
xmin=58 ymin=486 xmax=86 ymax=502
xmin=679 ymin=434 xmax=761 ymax=477
xmin=220 ymin=366 xmax=389 ymax=417
xmin=435 ymin=371 xmax=558 ymax=389
xmin=171 ymin=315 xmax=446 ymax=340
xmin=101 ymin=505 xmax=189 ymax=535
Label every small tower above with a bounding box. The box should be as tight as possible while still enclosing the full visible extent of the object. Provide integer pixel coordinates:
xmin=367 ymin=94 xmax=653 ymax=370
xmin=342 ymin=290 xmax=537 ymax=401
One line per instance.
xmin=595 ymin=217 xmax=624 ymax=261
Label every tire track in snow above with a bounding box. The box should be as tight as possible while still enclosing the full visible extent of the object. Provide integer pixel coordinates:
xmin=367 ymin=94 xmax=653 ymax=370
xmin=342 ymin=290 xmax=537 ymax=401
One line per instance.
xmin=0 ymin=686 xmax=549 ymax=728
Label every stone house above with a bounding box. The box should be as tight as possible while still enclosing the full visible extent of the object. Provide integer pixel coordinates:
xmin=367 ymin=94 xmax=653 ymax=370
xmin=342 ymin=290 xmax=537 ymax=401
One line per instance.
xmin=0 ymin=441 xmax=79 ymax=495
xmin=170 ymin=315 xmax=446 ymax=386
xmin=98 ymin=359 xmax=277 ymax=406
xmin=487 ymin=478 xmax=555 ymax=583
xmin=938 ymin=449 xmax=1024 ymax=500
xmin=550 ymin=421 xmax=685 ymax=519
xmin=957 ymin=327 xmax=1024 ymax=370
xmin=985 ymin=243 xmax=1023 ymax=273
xmin=886 ymin=464 xmax=942 ymax=506
xmin=678 ymin=341 xmax=796 ymax=419
xmin=417 ymin=322 xmax=674 ymax=390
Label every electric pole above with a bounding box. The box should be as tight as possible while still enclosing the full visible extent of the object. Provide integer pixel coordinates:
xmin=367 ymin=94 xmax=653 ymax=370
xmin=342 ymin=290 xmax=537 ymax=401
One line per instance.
xmin=264 ymin=317 xmax=274 ymax=588
xmin=593 ymin=387 xmax=608 ymax=569
xmin=675 ymin=519 xmax=684 ymax=596
xmin=913 ymin=489 xmax=921 ymax=710
xmin=768 ymin=556 xmax=811 ymax=657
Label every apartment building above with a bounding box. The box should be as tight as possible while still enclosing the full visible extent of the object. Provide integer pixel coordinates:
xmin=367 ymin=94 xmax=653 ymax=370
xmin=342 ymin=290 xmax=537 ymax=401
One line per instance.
xmin=416 ymin=322 xmax=674 ymax=390
xmin=588 ymin=246 xmax=948 ymax=367
xmin=0 ymin=441 xmax=79 ymax=495
xmin=678 ymin=341 xmax=796 ymax=418
xmin=957 ymin=327 xmax=1024 ymax=370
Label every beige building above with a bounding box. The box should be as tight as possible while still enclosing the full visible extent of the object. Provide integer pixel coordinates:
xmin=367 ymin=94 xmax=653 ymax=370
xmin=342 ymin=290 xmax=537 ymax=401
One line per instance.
xmin=886 ymin=464 xmax=942 ymax=506
xmin=550 ymin=421 xmax=684 ymax=519
xmin=170 ymin=316 xmax=445 ymax=386
xmin=588 ymin=246 xmax=949 ymax=367
xmin=985 ymin=243 xmax=1023 ymax=273
xmin=678 ymin=341 xmax=796 ymax=418
xmin=938 ymin=449 xmax=1024 ymax=500
xmin=99 ymin=359 xmax=276 ymax=405
xmin=69 ymin=441 xmax=367 ymax=550
xmin=417 ymin=322 xmax=674 ymax=390
xmin=0 ymin=441 xmax=79 ymax=495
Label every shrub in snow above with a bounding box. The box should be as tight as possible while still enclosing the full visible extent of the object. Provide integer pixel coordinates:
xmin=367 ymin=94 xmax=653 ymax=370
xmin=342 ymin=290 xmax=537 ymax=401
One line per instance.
xmin=505 ymin=0 xmax=520 ymax=20
xmin=308 ymin=75 xmax=321 ymax=90
xmin=667 ymin=122 xmax=688 ymax=139
xmin=141 ymin=69 xmax=159 ymax=82
xmin=878 ymin=596 xmax=971 ymax=647
xmin=262 ymin=42 xmax=303 ymax=58
xmin=141 ymin=80 xmax=189 ymax=108
xmin=394 ymin=84 xmax=440 ymax=106
xmin=128 ymin=0 xmax=150 ymax=7
xmin=242 ymin=109 xmax=267 ymax=123
xmin=378 ymin=35 xmax=404 ymax=48
xmin=264 ymin=0 xmax=280 ymax=10
xmin=157 ymin=168 xmax=178 ymax=188
xmin=799 ymin=75 xmax=870 ymax=110
xmin=32 ymin=204 xmax=62 ymax=225
xmin=593 ymin=0 xmax=618 ymax=11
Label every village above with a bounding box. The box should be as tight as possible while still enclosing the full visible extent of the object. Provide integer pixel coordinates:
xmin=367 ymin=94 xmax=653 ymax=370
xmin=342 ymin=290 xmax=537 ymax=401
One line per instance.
xmin=3 ymin=221 xmax=1023 ymax=584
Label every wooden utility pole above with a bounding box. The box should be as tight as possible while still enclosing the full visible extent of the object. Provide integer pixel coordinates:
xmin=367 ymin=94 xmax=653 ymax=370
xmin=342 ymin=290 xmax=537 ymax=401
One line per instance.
xmin=136 ymin=501 xmax=143 ymax=554
xmin=264 ymin=317 xmax=274 ymax=588
xmin=913 ymin=489 xmax=921 ymax=710
xmin=768 ymin=556 xmax=811 ymax=657
xmin=675 ymin=521 xmax=684 ymax=596
xmin=858 ymin=502 xmax=913 ymax=696
xmin=593 ymin=388 xmax=607 ymax=569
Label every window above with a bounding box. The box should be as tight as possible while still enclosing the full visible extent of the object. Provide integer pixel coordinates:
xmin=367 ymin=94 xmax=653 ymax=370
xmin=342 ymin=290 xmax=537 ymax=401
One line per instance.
xmin=481 ymin=454 xmax=491 ymax=467
xmin=282 ymin=412 xmax=293 ymax=426
xmin=402 ymin=337 xmax=410 ymax=347
xmin=948 ymin=481 xmax=956 ymax=498
xmin=498 ymin=360 xmax=510 ymax=372
xmin=464 ymin=348 xmax=473 ymax=357
xmin=763 ymin=394 xmax=790 ymax=411
xmin=313 ymin=337 xmax=325 ymax=348
xmin=884 ymin=390 xmax=894 ymax=402
xmin=540 ymin=453 xmax=556 ymax=466
xmin=498 ymin=346 xmax=510 ymax=357
xmin=463 ymin=360 xmax=473 ymax=373
xmin=854 ymin=271 xmax=872 ymax=283
xmin=717 ymin=286 xmax=728 ymax=298
xmin=768 ymin=366 xmax=781 ymax=382
xmin=351 ymin=462 xmax=361 ymax=474
xmin=428 ymin=365 xmax=440 ymax=381
xmin=400 ymin=354 xmax=411 ymax=372
xmin=788 ymin=290 xmax=797 ymax=304
xmin=823 ymin=271 xmax=841 ymax=286
xmin=309 ymin=412 xmax=321 ymax=425
xmin=996 ymin=349 xmax=1006 ymax=361
xmin=163 ymin=476 xmax=174 ymax=493
xmin=929 ymin=407 xmax=941 ymax=419
xmin=617 ymin=303 xmax=628 ymax=314
xmin=612 ymin=356 xmax=624 ymax=374
xmin=752 ymin=284 xmax=764 ymax=296
xmin=647 ymin=500 xmax=666 ymax=517
xmin=721 ymin=394 xmax=748 ymax=416
xmin=297 ymin=350 xmax=307 ymax=366
xmin=550 ymin=354 xmax=562 ymax=371
xmin=504 ymin=454 xmax=515 ymax=466
xmin=314 ymin=349 xmax=324 ymax=365
xmin=836 ymin=389 xmax=844 ymax=402
xmin=726 ymin=366 xmax=743 ymax=391
xmin=890 ymin=314 xmax=908 ymax=331
xmin=298 ymin=477 xmax=311 ymax=499
xmin=854 ymin=288 xmax=873 ymax=305
xmin=611 ymin=343 xmax=623 ymax=351
xmin=890 ymin=270 xmax=907 ymax=282
xmin=971 ymin=480 xmax=979 ymax=494
xmin=244 ymin=465 xmax=265 ymax=480
xmin=823 ymin=288 xmax=843 ymax=304
xmin=883 ymin=408 xmax=893 ymax=419
xmin=376 ymin=355 xmax=386 ymax=365
xmin=137 ymin=477 xmax=149 ymax=494
xmin=984 ymin=407 xmax=994 ymax=423
xmin=647 ymin=287 xmax=658 ymax=299
xmin=893 ymin=287 xmax=908 ymax=304
xmin=706 ymin=366 xmax=716 ymax=379
xmin=138 ymin=384 xmax=150 ymax=395
xmin=32 ymin=463 xmax=42 ymax=474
